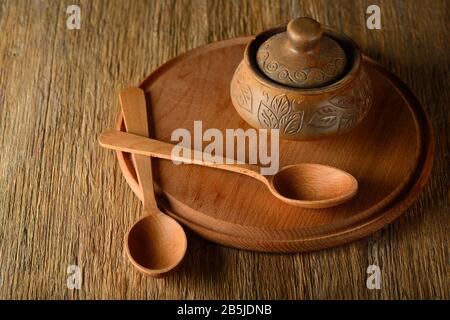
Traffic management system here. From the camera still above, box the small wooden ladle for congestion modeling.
[99,130,358,209]
[119,88,186,277]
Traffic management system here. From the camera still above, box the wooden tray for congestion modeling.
[115,37,433,253]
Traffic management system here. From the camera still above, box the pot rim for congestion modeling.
[244,25,362,95]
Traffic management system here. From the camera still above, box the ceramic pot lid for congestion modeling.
[256,17,348,88]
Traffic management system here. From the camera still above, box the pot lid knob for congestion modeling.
[256,17,348,88]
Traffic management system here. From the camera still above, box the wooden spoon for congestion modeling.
[119,87,186,277]
[99,130,358,209]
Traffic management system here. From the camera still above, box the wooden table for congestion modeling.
[0,0,447,299]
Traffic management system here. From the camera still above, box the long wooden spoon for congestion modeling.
[119,87,186,277]
[99,130,358,209]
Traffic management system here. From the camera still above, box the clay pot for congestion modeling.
[230,17,373,140]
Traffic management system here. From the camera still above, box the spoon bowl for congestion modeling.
[268,163,358,208]
[125,212,187,277]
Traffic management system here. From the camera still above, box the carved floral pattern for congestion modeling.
[231,63,253,113]
[255,69,372,136]
[257,93,304,135]
[231,61,373,138]
[308,68,372,132]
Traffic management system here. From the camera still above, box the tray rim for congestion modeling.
[113,37,434,252]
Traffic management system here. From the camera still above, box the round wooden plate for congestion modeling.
[115,37,433,252]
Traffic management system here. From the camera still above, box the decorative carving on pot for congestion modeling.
[230,17,374,140]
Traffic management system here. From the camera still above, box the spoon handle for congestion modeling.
[99,130,264,182]
[119,87,158,211]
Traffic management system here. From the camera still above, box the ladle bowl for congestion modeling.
[125,211,187,277]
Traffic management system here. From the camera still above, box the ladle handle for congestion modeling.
[119,87,158,211]
[99,130,264,181]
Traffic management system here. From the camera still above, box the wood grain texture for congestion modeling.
[0,0,447,299]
